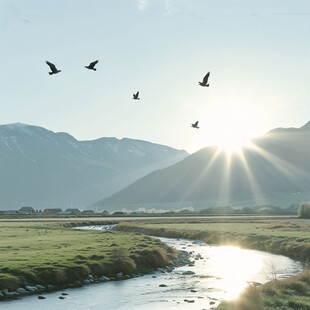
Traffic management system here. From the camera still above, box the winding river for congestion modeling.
[2,226,303,310]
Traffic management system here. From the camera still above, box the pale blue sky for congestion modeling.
[1,0,310,152]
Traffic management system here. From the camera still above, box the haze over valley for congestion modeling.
[0,123,187,209]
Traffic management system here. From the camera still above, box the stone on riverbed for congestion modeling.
[36,285,46,291]
[99,276,110,281]
[16,288,28,295]
[182,271,195,275]
[83,279,91,285]
[159,284,168,287]
[26,285,38,292]
[116,272,123,278]
[5,292,20,298]
[47,285,56,291]
[38,295,46,300]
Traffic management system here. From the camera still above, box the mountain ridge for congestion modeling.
[0,123,188,210]
[94,121,310,211]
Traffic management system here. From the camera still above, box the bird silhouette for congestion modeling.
[199,72,210,87]
[191,121,199,129]
[46,61,61,75]
[133,91,140,100]
[85,60,99,71]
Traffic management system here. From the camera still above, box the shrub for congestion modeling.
[0,275,21,290]
[298,202,310,218]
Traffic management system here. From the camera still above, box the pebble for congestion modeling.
[182,271,195,275]
[36,285,46,291]
[38,295,46,300]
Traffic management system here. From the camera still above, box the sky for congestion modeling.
[1,0,310,153]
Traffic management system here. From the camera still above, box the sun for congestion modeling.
[217,135,253,154]
[189,96,265,153]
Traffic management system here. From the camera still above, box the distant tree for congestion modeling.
[298,202,310,218]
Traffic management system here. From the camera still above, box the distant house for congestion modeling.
[64,208,81,215]
[81,210,95,215]
[18,206,35,214]
[5,210,19,215]
[43,208,63,215]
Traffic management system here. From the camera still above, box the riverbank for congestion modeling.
[0,222,186,300]
[115,219,310,263]
[217,270,310,310]
[115,218,310,309]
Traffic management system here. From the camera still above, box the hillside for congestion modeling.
[0,123,188,209]
[94,121,310,211]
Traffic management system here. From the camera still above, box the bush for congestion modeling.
[298,202,310,218]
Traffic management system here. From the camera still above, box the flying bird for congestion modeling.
[46,61,61,75]
[199,72,210,87]
[133,91,140,100]
[85,60,99,71]
[191,121,199,129]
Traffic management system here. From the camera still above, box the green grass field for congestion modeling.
[0,221,177,290]
[116,218,310,261]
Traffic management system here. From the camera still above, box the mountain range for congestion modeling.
[0,123,188,210]
[94,121,310,211]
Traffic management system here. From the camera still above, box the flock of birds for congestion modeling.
[45,60,211,130]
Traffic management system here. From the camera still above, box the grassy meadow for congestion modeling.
[116,218,310,262]
[0,221,177,291]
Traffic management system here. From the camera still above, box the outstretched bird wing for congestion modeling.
[46,61,57,72]
[202,72,210,84]
[136,91,139,97]
[194,121,199,127]
[89,60,99,68]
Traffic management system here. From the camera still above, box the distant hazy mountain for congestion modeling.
[95,121,310,211]
[0,123,188,210]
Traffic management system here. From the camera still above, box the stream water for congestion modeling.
[1,226,303,310]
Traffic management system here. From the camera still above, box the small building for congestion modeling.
[5,210,19,215]
[18,206,35,214]
[81,210,95,215]
[43,208,63,215]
